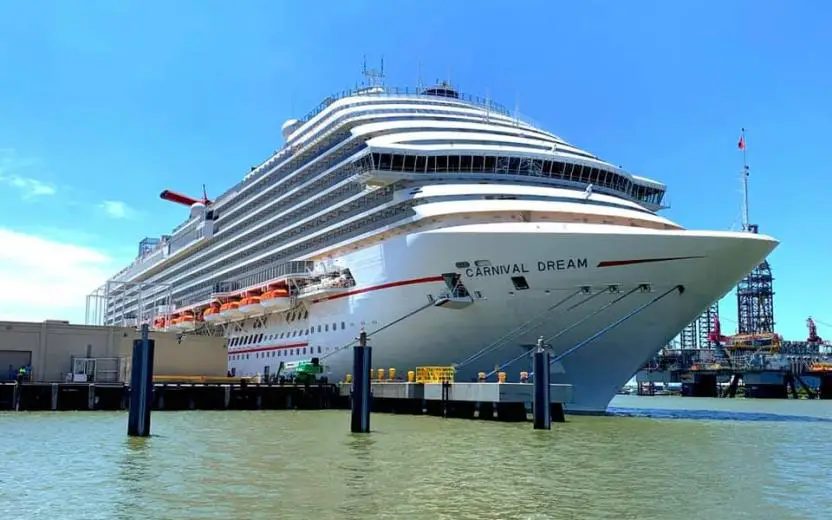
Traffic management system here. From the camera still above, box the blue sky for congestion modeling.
[0,0,828,339]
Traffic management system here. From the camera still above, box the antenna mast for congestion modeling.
[361,55,385,88]
[738,128,751,232]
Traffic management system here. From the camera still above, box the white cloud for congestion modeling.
[0,149,56,199]
[1,174,57,197]
[0,228,117,323]
[98,200,134,219]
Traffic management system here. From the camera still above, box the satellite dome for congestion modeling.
[190,201,206,219]
[281,119,300,140]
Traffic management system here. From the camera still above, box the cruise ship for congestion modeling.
[87,74,778,413]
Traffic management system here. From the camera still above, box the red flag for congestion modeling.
[737,134,745,150]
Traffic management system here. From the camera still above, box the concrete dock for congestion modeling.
[1,380,573,423]
[0,381,342,412]
[337,381,572,421]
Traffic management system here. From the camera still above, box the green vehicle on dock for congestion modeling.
[281,358,327,384]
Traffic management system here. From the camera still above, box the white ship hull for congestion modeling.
[228,222,777,413]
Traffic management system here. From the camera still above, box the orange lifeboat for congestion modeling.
[219,300,244,320]
[203,302,223,323]
[179,311,196,331]
[167,313,183,331]
[153,316,166,329]
[260,288,291,313]
[239,295,264,316]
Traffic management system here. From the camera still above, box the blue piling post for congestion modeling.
[532,337,551,430]
[350,330,372,433]
[128,324,155,437]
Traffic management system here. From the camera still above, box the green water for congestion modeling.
[1,396,831,520]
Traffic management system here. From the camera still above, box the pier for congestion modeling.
[0,379,571,423]
[0,381,342,412]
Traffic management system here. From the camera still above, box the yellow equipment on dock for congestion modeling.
[414,366,455,384]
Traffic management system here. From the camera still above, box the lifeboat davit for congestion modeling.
[219,301,244,320]
[203,303,224,324]
[239,295,264,316]
[260,288,292,313]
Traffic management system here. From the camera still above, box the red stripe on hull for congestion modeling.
[597,256,705,268]
[312,275,445,303]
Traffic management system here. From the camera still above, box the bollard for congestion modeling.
[350,330,372,433]
[377,368,385,381]
[389,368,396,381]
[532,337,551,430]
[128,324,155,437]
[407,370,415,383]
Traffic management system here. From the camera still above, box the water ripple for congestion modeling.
[1,398,830,520]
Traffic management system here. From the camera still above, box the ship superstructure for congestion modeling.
[86,72,777,413]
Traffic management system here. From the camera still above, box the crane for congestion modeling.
[807,317,823,344]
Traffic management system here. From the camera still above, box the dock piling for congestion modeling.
[51,383,58,411]
[532,337,551,430]
[350,330,372,433]
[128,324,155,437]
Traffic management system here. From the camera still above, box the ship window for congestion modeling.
[448,155,460,171]
[511,276,530,291]
[317,325,321,333]
[460,155,472,172]
[304,310,308,319]
[325,324,329,332]
[436,155,448,172]
[303,348,307,354]
[378,153,392,169]
[455,261,470,268]
[317,346,321,354]
[391,154,404,171]
[341,322,345,330]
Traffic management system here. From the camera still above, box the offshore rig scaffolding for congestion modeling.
[634,130,832,398]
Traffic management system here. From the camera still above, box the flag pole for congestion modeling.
[739,128,751,232]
